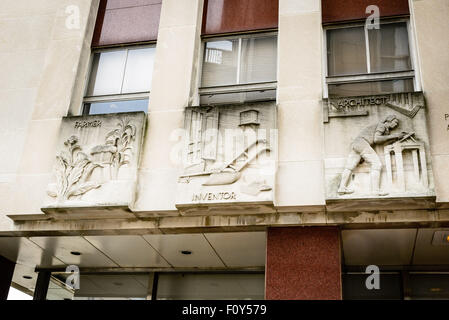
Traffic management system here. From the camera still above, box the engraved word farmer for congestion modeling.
[338,115,408,196]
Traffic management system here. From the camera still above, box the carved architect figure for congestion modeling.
[338,115,409,196]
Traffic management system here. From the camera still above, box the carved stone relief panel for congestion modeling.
[43,112,146,212]
[176,102,277,212]
[323,92,434,200]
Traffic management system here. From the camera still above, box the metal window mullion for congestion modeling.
[198,42,206,89]
[323,29,329,98]
[364,26,371,74]
[120,48,130,94]
[199,82,277,95]
[236,38,242,84]
[83,92,150,103]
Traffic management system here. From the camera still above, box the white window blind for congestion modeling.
[201,35,277,87]
[87,47,156,96]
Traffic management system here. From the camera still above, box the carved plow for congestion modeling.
[180,139,271,186]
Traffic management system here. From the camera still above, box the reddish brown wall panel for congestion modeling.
[202,0,278,35]
[266,227,342,300]
[322,0,409,24]
[92,0,162,47]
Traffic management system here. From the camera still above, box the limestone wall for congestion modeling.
[0,0,99,219]
[411,0,449,203]
[1,0,449,232]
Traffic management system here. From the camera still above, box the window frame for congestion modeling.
[198,31,278,104]
[322,17,421,98]
[81,43,156,115]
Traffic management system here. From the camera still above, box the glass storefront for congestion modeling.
[343,272,449,300]
[157,273,265,300]
[45,268,449,300]
[46,272,265,300]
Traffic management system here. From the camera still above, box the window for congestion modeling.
[46,272,264,300]
[343,272,402,300]
[156,273,265,300]
[325,20,417,97]
[83,45,156,115]
[408,273,449,300]
[199,33,277,105]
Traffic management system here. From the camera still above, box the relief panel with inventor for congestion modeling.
[176,101,277,214]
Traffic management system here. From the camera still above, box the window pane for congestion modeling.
[86,99,149,115]
[328,79,414,97]
[74,274,149,300]
[327,27,367,76]
[409,274,449,300]
[48,273,150,300]
[87,51,127,96]
[201,40,239,87]
[157,273,265,300]
[240,36,277,83]
[369,22,411,73]
[122,47,156,94]
[343,273,402,300]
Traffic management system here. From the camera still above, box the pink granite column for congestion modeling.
[265,227,342,300]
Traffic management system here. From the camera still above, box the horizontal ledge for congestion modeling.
[201,29,278,40]
[175,201,274,208]
[326,195,437,212]
[40,205,138,220]
[326,71,414,84]
[7,214,51,222]
[7,198,447,223]
[3,210,449,237]
[83,92,150,103]
[199,82,277,95]
[344,265,449,272]
[275,205,325,213]
[36,266,265,273]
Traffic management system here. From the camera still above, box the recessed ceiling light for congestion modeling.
[70,251,82,256]
[181,250,192,255]
[22,275,32,280]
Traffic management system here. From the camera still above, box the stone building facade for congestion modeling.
[0,0,448,300]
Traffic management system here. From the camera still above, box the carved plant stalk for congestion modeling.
[105,118,136,180]
[48,136,103,201]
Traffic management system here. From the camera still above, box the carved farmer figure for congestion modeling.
[338,115,408,196]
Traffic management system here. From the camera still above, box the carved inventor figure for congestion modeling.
[338,115,408,196]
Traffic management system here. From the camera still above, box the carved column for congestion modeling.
[384,140,429,193]
[384,145,394,188]
[394,144,406,192]
[419,144,429,188]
